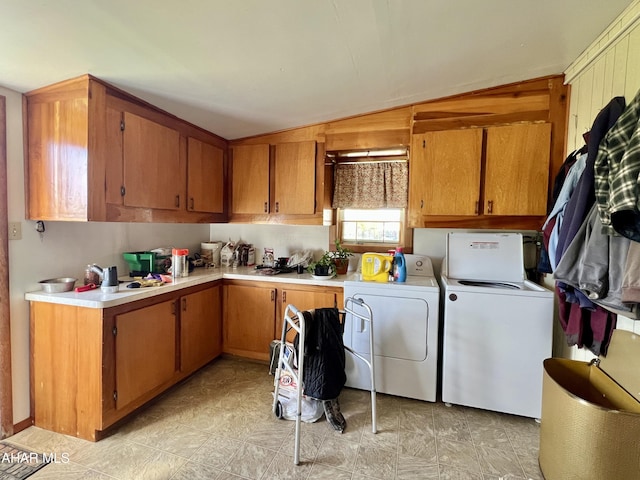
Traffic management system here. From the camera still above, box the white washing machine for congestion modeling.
[441,232,554,418]
[343,254,440,402]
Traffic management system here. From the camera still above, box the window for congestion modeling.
[340,208,403,245]
[330,149,408,252]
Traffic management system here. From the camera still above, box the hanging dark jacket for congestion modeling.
[294,308,346,400]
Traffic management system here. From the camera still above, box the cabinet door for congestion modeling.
[105,107,124,205]
[223,284,276,360]
[409,129,482,222]
[181,285,222,374]
[122,112,182,210]
[484,123,551,216]
[26,93,90,220]
[277,288,337,343]
[231,144,270,214]
[114,300,177,410]
[273,141,316,214]
[187,137,224,213]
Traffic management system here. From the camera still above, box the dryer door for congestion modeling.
[346,292,428,362]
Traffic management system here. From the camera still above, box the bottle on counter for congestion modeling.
[393,247,407,282]
[387,249,396,282]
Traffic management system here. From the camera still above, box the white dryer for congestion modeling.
[343,255,440,402]
[441,232,554,418]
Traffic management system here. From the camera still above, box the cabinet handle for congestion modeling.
[271,290,275,302]
[175,195,180,208]
[189,198,194,210]
[182,298,187,312]
[275,202,279,213]
[420,200,424,209]
[264,202,268,213]
[475,201,479,214]
[487,200,493,214]
[282,291,286,303]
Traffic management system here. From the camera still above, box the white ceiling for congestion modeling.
[0,1,633,140]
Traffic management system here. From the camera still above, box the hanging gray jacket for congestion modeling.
[554,204,637,318]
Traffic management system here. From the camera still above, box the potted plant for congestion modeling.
[329,240,353,275]
[307,251,335,277]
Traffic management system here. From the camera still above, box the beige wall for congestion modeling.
[557,0,640,360]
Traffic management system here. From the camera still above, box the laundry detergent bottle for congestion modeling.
[393,247,407,282]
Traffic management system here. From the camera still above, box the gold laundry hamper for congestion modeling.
[539,329,640,480]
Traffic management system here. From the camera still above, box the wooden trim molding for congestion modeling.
[12,417,32,435]
[0,95,13,439]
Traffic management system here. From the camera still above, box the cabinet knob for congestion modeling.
[487,200,494,214]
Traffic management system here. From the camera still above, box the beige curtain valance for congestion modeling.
[332,161,408,209]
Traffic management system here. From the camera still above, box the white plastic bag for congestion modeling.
[220,240,236,267]
[275,371,323,423]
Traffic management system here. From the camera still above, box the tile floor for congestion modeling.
[7,357,544,479]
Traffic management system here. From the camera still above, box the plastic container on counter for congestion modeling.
[172,248,189,278]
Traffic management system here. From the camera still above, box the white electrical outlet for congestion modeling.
[8,222,22,240]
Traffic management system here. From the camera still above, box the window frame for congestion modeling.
[336,207,411,254]
[329,149,412,254]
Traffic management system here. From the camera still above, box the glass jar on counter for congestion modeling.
[84,264,100,285]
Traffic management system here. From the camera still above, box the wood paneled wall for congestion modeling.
[565,0,640,153]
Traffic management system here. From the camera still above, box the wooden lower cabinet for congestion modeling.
[180,285,222,374]
[30,282,221,441]
[223,280,343,361]
[114,300,178,410]
[275,287,341,343]
[222,283,276,361]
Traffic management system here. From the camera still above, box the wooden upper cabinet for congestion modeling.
[274,140,316,215]
[231,144,270,214]
[409,129,483,223]
[187,137,224,213]
[408,122,552,228]
[25,79,94,221]
[122,112,182,210]
[230,140,318,218]
[24,74,228,223]
[484,123,551,216]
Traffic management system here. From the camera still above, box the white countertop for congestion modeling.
[25,266,359,309]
